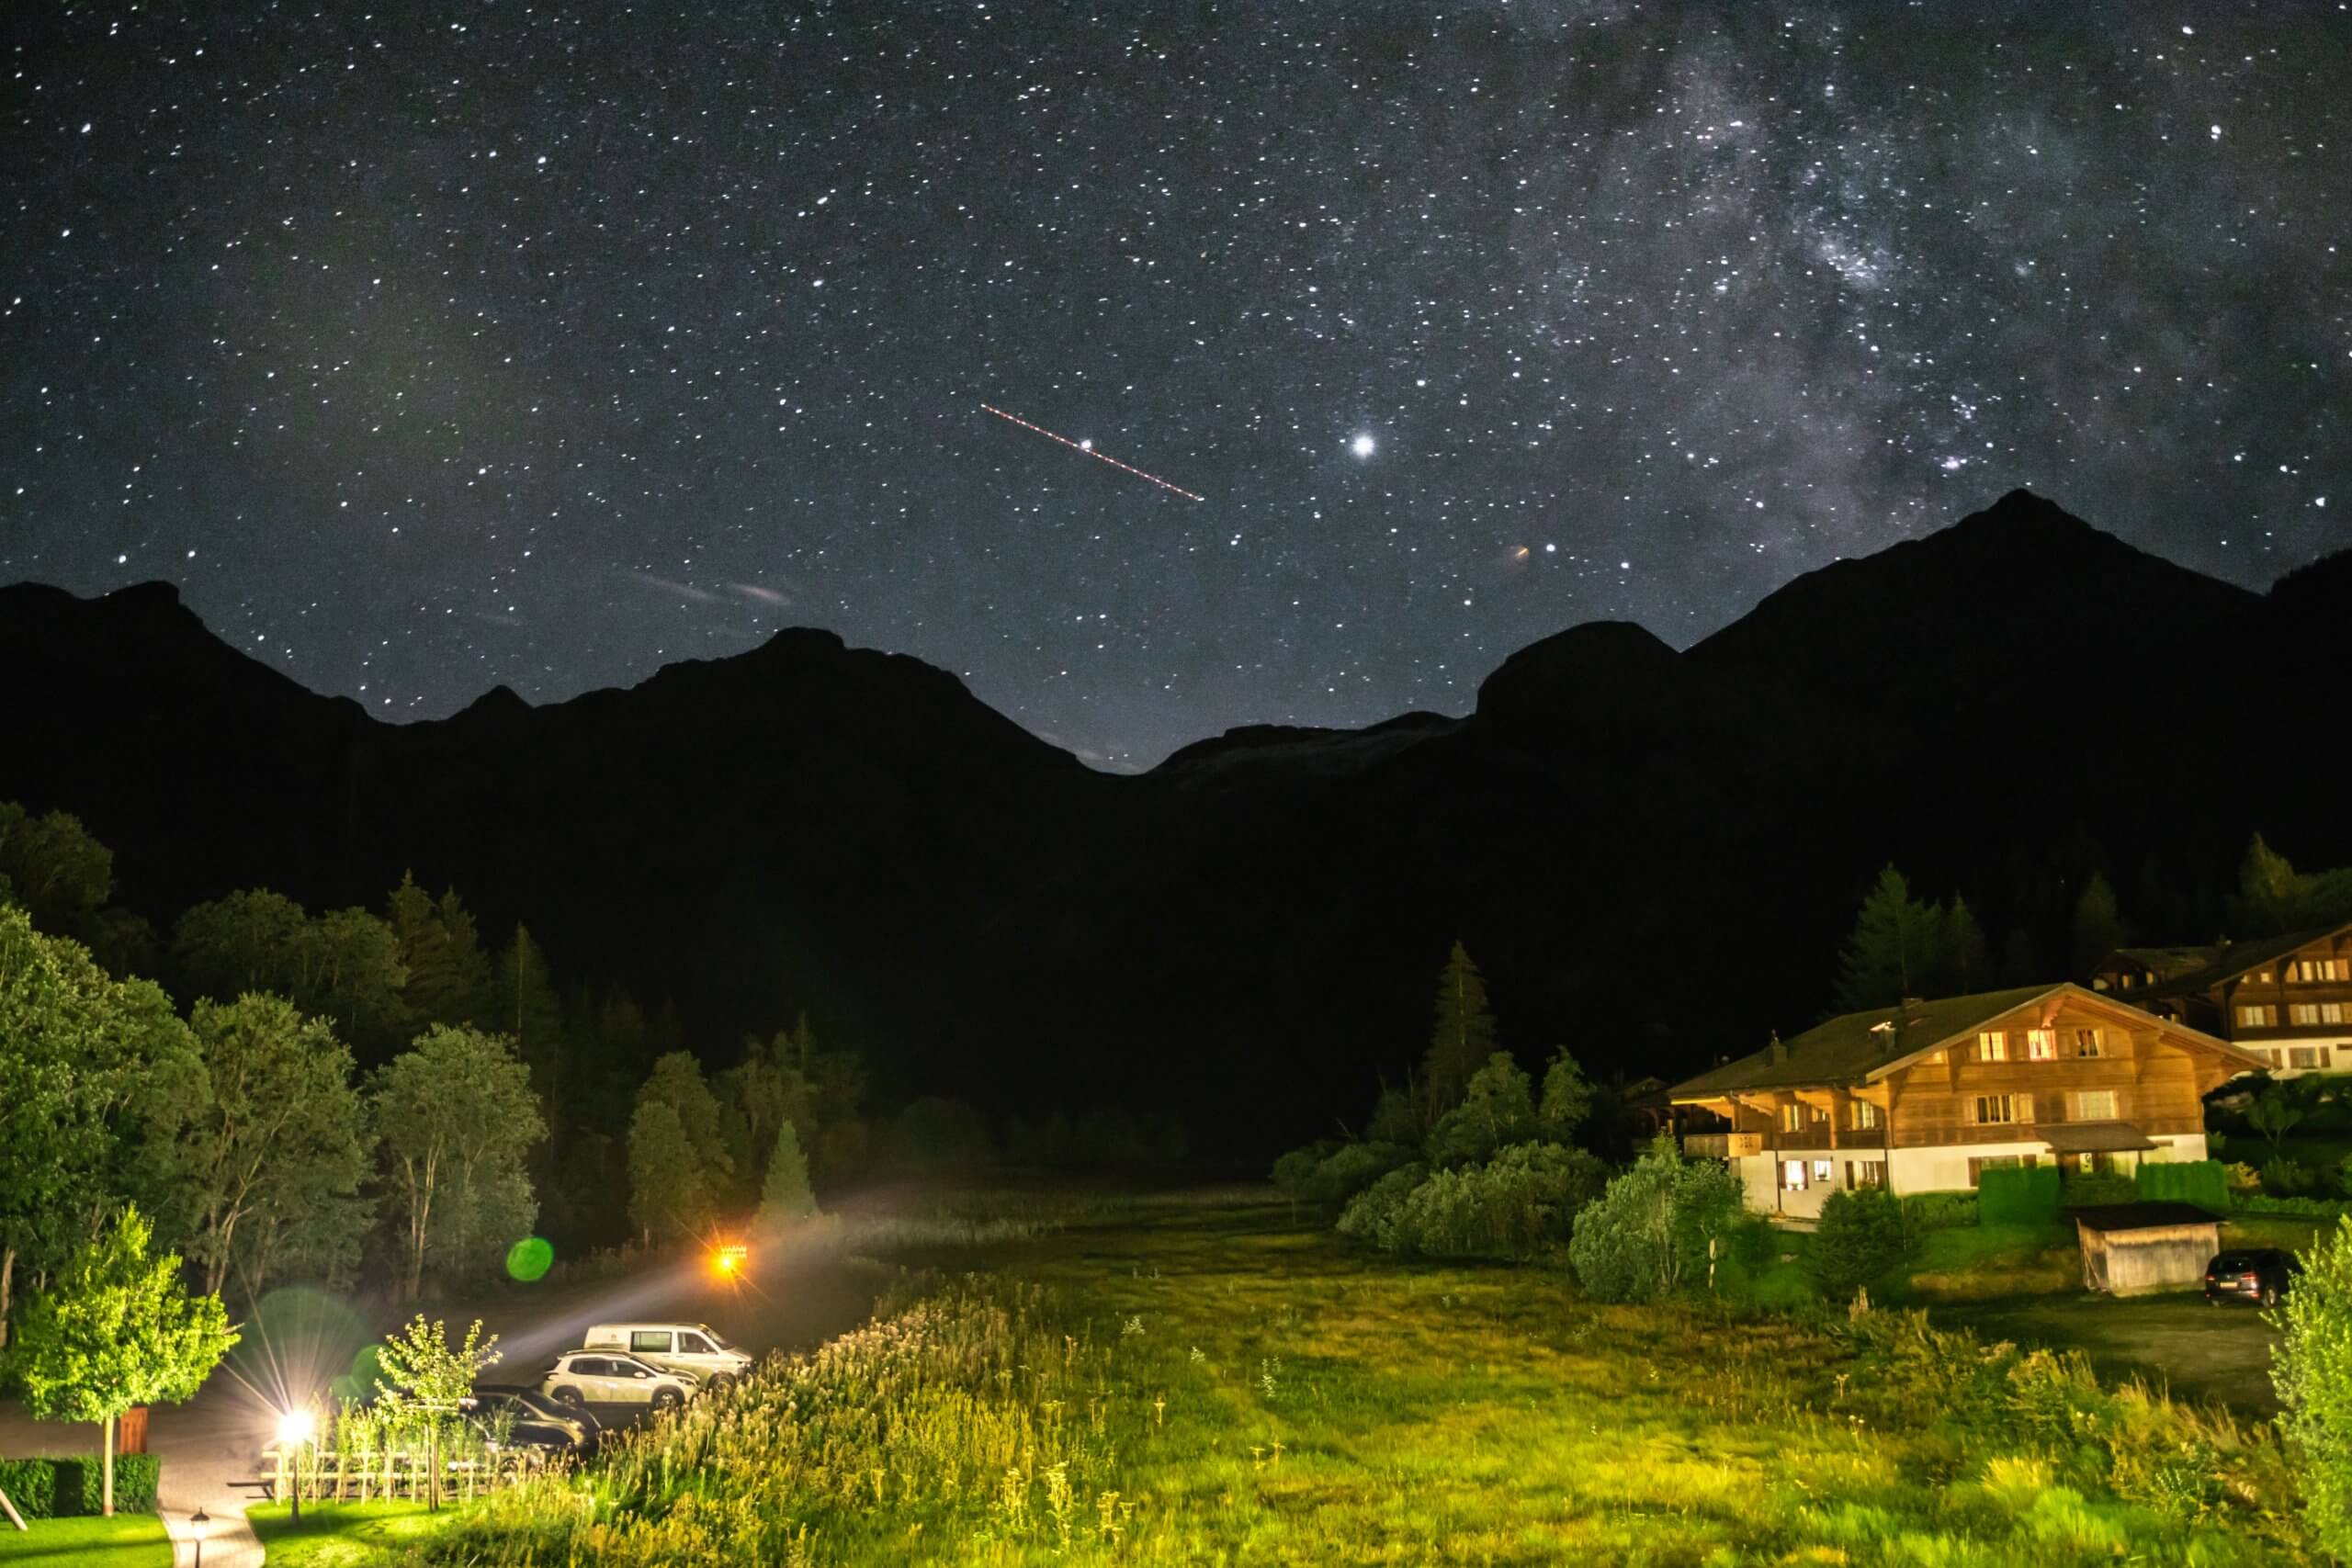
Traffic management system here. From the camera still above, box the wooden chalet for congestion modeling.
[2091,919,2352,1077]
[1668,983,2267,1219]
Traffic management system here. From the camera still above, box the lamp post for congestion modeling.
[189,1507,209,1568]
[277,1409,315,1525]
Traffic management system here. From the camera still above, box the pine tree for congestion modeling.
[383,874,492,1029]
[755,1122,818,1230]
[2233,832,2302,935]
[1831,865,1939,1012]
[1939,897,1990,993]
[626,1100,702,1245]
[492,924,568,1144]
[1423,941,1498,1121]
[2070,871,2130,976]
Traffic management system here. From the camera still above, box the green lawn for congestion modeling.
[373,1198,2312,1564]
[248,1500,461,1565]
[0,1512,173,1566]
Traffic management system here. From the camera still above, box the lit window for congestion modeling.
[2295,959,2346,983]
[2073,1089,2119,1121]
[2025,1030,2056,1061]
[2290,1003,2347,1026]
[2074,1029,2102,1058]
[1781,1104,1804,1133]
[1811,1158,1835,1184]
[1781,1160,1808,1190]
[1976,1094,2016,1124]
[2238,1004,2278,1029]
[2290,1046,2327,1070]
[1857,1159,1886,1188]
[1978,1031,2008,1062]
[1849,1100,1881,1130]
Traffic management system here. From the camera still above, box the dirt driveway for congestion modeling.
[1938,1291,2282,1416]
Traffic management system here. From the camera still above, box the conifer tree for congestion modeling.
[1939,896,1990,993]
[492,924,568,1144]
[1422,942,1499,1122]
[2233,832,2301,935]
[626,1100,702,1245]
[2070,871,2130,976]
[755,1122,817,1229]
[384,874,492,1028]
[1831,865,1939,1012]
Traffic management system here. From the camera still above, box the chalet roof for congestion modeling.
[2103,945,2222,979]
[2069,1202,2222,1234]
[1666,982,2267,1102]
[2144,919,2352,1000]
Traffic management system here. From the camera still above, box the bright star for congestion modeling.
[1350,434,1376,458]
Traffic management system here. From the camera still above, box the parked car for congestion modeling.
[467,1386,597,1452]
[539,1352,699,1411]
[2204,1247,2301,1306]
[582,1323,753,1388]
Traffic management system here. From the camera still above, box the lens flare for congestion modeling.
[506,1235,556,1282]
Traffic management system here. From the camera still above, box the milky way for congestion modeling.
[3,4,2345,767]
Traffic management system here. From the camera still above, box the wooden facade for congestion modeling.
[1668,984,2265,1214]
[2092,920,2352,1077]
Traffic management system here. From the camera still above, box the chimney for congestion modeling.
[1768,1032,1789,1065]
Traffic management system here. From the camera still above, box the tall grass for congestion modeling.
[388,1201,2312,1565]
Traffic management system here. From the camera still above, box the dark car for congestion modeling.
[467,1385,598,1453]
[2204,1247,2301,1307]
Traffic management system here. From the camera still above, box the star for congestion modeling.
[1350,434,1377,459]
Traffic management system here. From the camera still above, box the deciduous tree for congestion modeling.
[1537,1047,1595,1144]
[370,1025,544,1298]
[1425,1052,1536,1168]
[7,1206,235,1515]
[626,1100,702,1245]
[2274,1213,2352,1556]
[171,888,310,1005]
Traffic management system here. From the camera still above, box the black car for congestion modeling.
[2204,1247,2301,1307]
[467,1385,599,1452]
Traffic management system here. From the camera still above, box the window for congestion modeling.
[1977,1031,2008,1062]
[2072,1089,2119,1121]
[680,1333,716,1355]
[2118,973,2134,989]
[1849,1100,1881,1130]
[1976,1094,2016,1124]
[1781,1104,1805,1133]
[1781,1160,1808,1190]
[2025,1029,2056,1061]
[2074,1028,2103,1058]
[2238,1004,2278,1029]
[1847,1158,1886,1189]
[1811,1158,1835,1184]
[2291,1046,2329,1070]
[2252,969,2275,985]
[1968,1154,2030,1187]
[2295,959,2346,983]
[2290,1002,2347,1025]
[629,1331,672,1353]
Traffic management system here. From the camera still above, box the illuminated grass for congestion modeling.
[248,1500,466,1565]
[0,1511,173,1565]
[390,1200,2309,1564]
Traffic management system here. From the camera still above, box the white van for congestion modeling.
[582,1323,753,1387]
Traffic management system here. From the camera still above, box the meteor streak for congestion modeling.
[980,403,1203,501]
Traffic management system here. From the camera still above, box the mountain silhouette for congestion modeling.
[6,489,2346,1150]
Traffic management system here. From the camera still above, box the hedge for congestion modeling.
[1977,1164,2061,1224]
[2136,1158,2228,1213]
[2233,1193,2352,1219]
[0,1454,161,1517]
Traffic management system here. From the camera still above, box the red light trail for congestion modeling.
[979,403,1204,502]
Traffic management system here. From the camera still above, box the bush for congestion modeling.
[1306,1141,1416,1203]
[1568,1134,1747,1303]
[1374,1143,1607,1260]
[2274,1213,2352,1556]
[0,1454,160,1517]
[2233,1193,2352,1218]
[1423,1053,1537,1168]
[1977,1165,2061,1224]
[2135,1158,2228,1213]
[2223,1160,2264,1195]
[1814,1187,1910,1299]
[1335,1164,1426,1248]
[1270,1142,1333,1197]
[1900,1192,1978,1232]
[2263,1156,2318,1198]
[0,1457,57,1518]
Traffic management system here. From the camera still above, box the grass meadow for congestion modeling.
[0,1510,174,1565]
[313,1194,2324,1567]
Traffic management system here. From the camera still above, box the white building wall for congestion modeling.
[1888,1131,2210,1194]
[2238,1036,2352,1078]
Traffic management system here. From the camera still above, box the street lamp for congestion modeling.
[189,1507,209,1568]
[277,1409,315,1525]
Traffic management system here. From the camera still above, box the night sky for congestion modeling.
[5,5,2346,769]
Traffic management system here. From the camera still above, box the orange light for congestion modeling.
[713,1243,749,1277]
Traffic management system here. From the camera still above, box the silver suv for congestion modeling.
[539,1352,698,1411]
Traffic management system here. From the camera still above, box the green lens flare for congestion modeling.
[505,1236,555,1282]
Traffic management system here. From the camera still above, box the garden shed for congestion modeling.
[2072,1202,2222,1296]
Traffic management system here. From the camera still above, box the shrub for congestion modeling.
[1900,1192,1978,1232]
[1977,1164,2060,1224]
[2273,1214,2352,1556]
[1306,1141,1415,1203]
[1568,1134,1747,1303]
[49,1453,160,1515]
[1423,1053,1537,1168]
[2135,1159,2228,1213]
[2263,1156,2318,1198]
[1270,1142,1333,1197]
[2223,1160,2264,1195]
[2234,1193,2352,1218]
[1814,1186,1910,1299]
[1335,1164,1426,1248]
[1375,1143,1606,1260]
[0,1457,57,1519]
